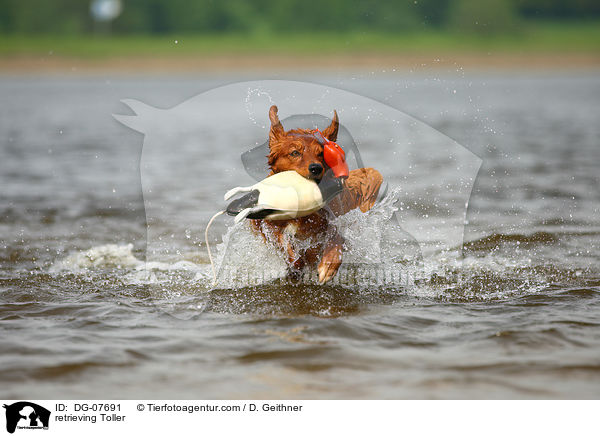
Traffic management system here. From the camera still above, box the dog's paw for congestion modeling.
[318,244,343,284]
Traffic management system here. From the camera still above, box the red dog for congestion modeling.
[251,105,383,283]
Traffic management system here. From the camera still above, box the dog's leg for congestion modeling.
[277,224,307,282]
[354,167,384,212]
[318,230,344,284]
[286,255,306,282]
[328,168,383,216]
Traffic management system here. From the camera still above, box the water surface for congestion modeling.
[1,73,599,398]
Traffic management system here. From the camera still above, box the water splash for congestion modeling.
[49,184,577,312]
[244,87,275,129]
[49,243,142,272]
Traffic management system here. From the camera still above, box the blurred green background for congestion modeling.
[0,0,598,59]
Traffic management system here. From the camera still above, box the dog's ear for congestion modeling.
[322,110,339,142]
[269,105,284,146]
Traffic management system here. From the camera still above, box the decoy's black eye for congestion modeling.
[290,150,301,157]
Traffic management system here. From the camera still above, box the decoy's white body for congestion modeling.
[224,171,326,222]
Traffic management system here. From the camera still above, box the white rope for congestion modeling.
[204,210,225,287]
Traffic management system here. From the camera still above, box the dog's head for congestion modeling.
[267,105,339,181]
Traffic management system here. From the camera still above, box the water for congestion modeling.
[1,73,599,399]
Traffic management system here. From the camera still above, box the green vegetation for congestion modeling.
[1,0,599,35]
[0,22,598,58]
[0,0,598,59]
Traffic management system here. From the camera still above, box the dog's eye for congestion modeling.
[290,150,301,158]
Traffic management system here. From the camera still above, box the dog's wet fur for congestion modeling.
[251,105,383,284]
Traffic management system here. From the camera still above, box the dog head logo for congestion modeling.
[3,402,50,434]
[114,80,481,290]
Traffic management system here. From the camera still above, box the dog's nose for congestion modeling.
[308,163,323,176]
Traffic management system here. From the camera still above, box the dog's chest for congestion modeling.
[284,214,328,239]
[283,222,299,236]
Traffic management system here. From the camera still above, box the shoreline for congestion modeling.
[1,52,599,75]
